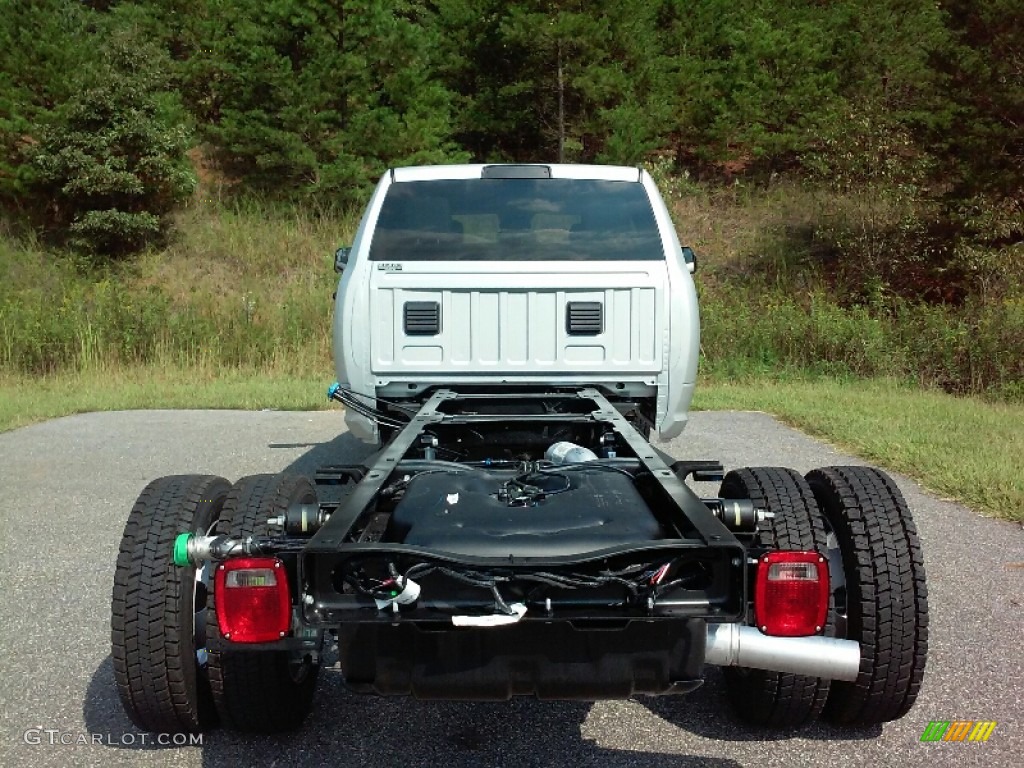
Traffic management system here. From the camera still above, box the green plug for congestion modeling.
[173,532,193,567]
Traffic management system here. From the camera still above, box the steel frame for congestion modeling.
[290,387,747,627]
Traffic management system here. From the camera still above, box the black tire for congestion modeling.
[806,466,928,725]
[719,467,832,727]
[111,474,231,733]
[208,474,321,732]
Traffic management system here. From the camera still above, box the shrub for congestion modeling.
[26,32,194,257]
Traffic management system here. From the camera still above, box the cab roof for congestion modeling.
[390,164,642,183]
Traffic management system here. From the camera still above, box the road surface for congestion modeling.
[0,410,1020,767]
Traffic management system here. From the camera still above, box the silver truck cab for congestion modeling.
[333,163,699,444]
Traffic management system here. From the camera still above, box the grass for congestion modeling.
[0,201,348,375]
[1,367,1020,523]
[693,377,1023,523]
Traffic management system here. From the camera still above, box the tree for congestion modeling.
[663,0,846,174]
[938,0,1023,201]
[435,0,676,164]
[590,1,678,164]
[26,30,195,255]
[0,0,93,212]
[190,0,465,205]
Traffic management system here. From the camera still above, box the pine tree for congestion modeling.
[939,0,1023,200]
[435,0,676,164]
[26,29,195,255]
[664,0,846,173]
[192,0,464,205]
[0,0,93,211]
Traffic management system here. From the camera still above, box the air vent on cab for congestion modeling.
[404,301,441,336]
[566,301,603,336]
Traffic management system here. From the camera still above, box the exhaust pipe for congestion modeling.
[705,623,861,681]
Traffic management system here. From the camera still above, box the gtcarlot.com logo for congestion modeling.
[920,720,997,743]
[23,728,203,747]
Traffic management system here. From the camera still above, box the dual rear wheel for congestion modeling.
[719,466,929,728]
[111,473,321,734]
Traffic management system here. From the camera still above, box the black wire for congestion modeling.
[436,567,496,588]
[536,462,638,480]
[389,563,514,616]
[398,459,486,472]
[653,570,706,596]
[516,572,612,589]
[501,468,573,506]
[405,562,435,580]
[434,445,465,459]
[601,562,650,577]
[515,573,579,589]
[380,468,471,499]
[331,389,411,428]
[376,558,687,614]
[337,394,407,427]
[341,573,394,599]
[490,585,515,615]
[333,392,408,429]
[332,384,419,416]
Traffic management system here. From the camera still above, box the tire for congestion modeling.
[806,466,928,725]
[208,474,321,732]
[111,474,231,733]
[719,467,832,727]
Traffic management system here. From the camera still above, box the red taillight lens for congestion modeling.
[754,551,829,637]
[214,557,291,643]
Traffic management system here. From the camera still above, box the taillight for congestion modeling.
[754,551,829,637]
[215,557,291,643]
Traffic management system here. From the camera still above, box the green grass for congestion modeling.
[0,202,348,376]
[693,377,1023,522]
[1,368,1020,523]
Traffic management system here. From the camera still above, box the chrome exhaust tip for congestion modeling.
[705,623,861,681]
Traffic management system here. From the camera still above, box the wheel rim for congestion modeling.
[192,522,218,669]
[823,520,848,639]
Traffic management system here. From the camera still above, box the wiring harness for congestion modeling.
[327,382,417,431]
[340,557,707,615]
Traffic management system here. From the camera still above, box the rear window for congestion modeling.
[369,179,664,261]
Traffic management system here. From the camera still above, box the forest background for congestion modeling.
[1,1,1021,516]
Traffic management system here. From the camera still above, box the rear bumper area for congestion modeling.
[339,618,706,699]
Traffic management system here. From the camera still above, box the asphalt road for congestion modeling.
[0,409,1021,768]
